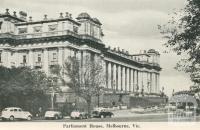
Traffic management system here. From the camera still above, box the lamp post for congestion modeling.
[50,76,57,110]
[51,87,55,109]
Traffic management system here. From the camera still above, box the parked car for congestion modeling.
[44,110,63,120]
[70,110,89,119]
[1,107,32,121]
[91,110,114,118]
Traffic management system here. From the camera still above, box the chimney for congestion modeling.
[117,47,120,52]
[65,12,69,17]
[5,8,10,15]
[44,14,47,20]
[13,11,17,17]
[19,11,27,20]
[29,16,32,22]
[69,13,72,18]
[59,12,63,18]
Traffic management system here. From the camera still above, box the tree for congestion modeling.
[0,66,51,115]
[159,0,200,81]
[63,56,105,114]
[48,65,62,109]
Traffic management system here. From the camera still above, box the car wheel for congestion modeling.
[9,116,15,121]
[54,115,58,120]
[2,118,6,121]
[79,115,83,120]
[110,114,113,118]
[27,116,32,121]
[86,115,89,119]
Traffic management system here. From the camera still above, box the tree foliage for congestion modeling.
[63,56,105,113]
[159,0,200,83]
[0,66,51,115]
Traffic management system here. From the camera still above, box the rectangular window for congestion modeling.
[0,52,2,63]
[0,22,2,30]
[23,55,27,63]
[18,28,27,34]
[53,53,57,61]
[38,54,41,62]
[73,26,78,33]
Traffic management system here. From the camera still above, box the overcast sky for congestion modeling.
[0,0,192,96]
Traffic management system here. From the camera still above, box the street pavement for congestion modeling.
[0,109,200,122]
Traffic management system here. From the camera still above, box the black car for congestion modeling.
[91,110,114,118]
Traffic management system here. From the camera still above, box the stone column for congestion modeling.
[108,62,112,89]
[113,64,116,90]
[152,73,155,93]
[6,50,11,68]
[64,47,70,61]
[126,68,130,92]
[143,71,147,92]
[155,73,157,93]
[58,47,64,66]
[105,61,108,89]
[133,70,136,92]
[118,65,121,91]
[141,71,144,90]
[28,49,33,68]
[137,71,141,91]
[155,73,159,93]
[14,52,19,67]
[130,69,134,92]
[157,73,160,93]
[43,48,49,75]
[136,70,139,90]
[122,66,125,91]
[150,73,152,93]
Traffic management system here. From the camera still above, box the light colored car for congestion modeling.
[70,110,89,119]
[1,107,32,121]
[44,110,63,120]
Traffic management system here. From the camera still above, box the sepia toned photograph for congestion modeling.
[0,0,200,129]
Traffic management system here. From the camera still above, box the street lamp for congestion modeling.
[50,87,55,109]
[49,76,58,110]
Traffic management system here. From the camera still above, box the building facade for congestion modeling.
[0,9,162,108]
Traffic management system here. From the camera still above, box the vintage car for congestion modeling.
[91,110,114,118]
[44,110,63,120]
[70,110,89,119]
[1,107,32,121]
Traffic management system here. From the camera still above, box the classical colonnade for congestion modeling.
[105,60,160,93]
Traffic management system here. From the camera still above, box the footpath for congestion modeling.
[112,109,167,118]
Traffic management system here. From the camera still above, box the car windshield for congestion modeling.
[92,111,99,114]
[2,108,8,111]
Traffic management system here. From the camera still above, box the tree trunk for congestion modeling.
[97,94,100,107]
[87,97,92,114]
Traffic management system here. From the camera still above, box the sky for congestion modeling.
[0,0,193,96]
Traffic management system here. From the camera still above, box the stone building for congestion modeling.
[0,9,162,109]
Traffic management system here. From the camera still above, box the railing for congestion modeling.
[34,62,42,67]
[49,60,58,66]
[16,30,80,39]
[0,30,102,43]
[80,34,102,43]
[20,62,27,67]
[16,30,96,41]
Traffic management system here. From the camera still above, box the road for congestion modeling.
[1,114,200,122]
